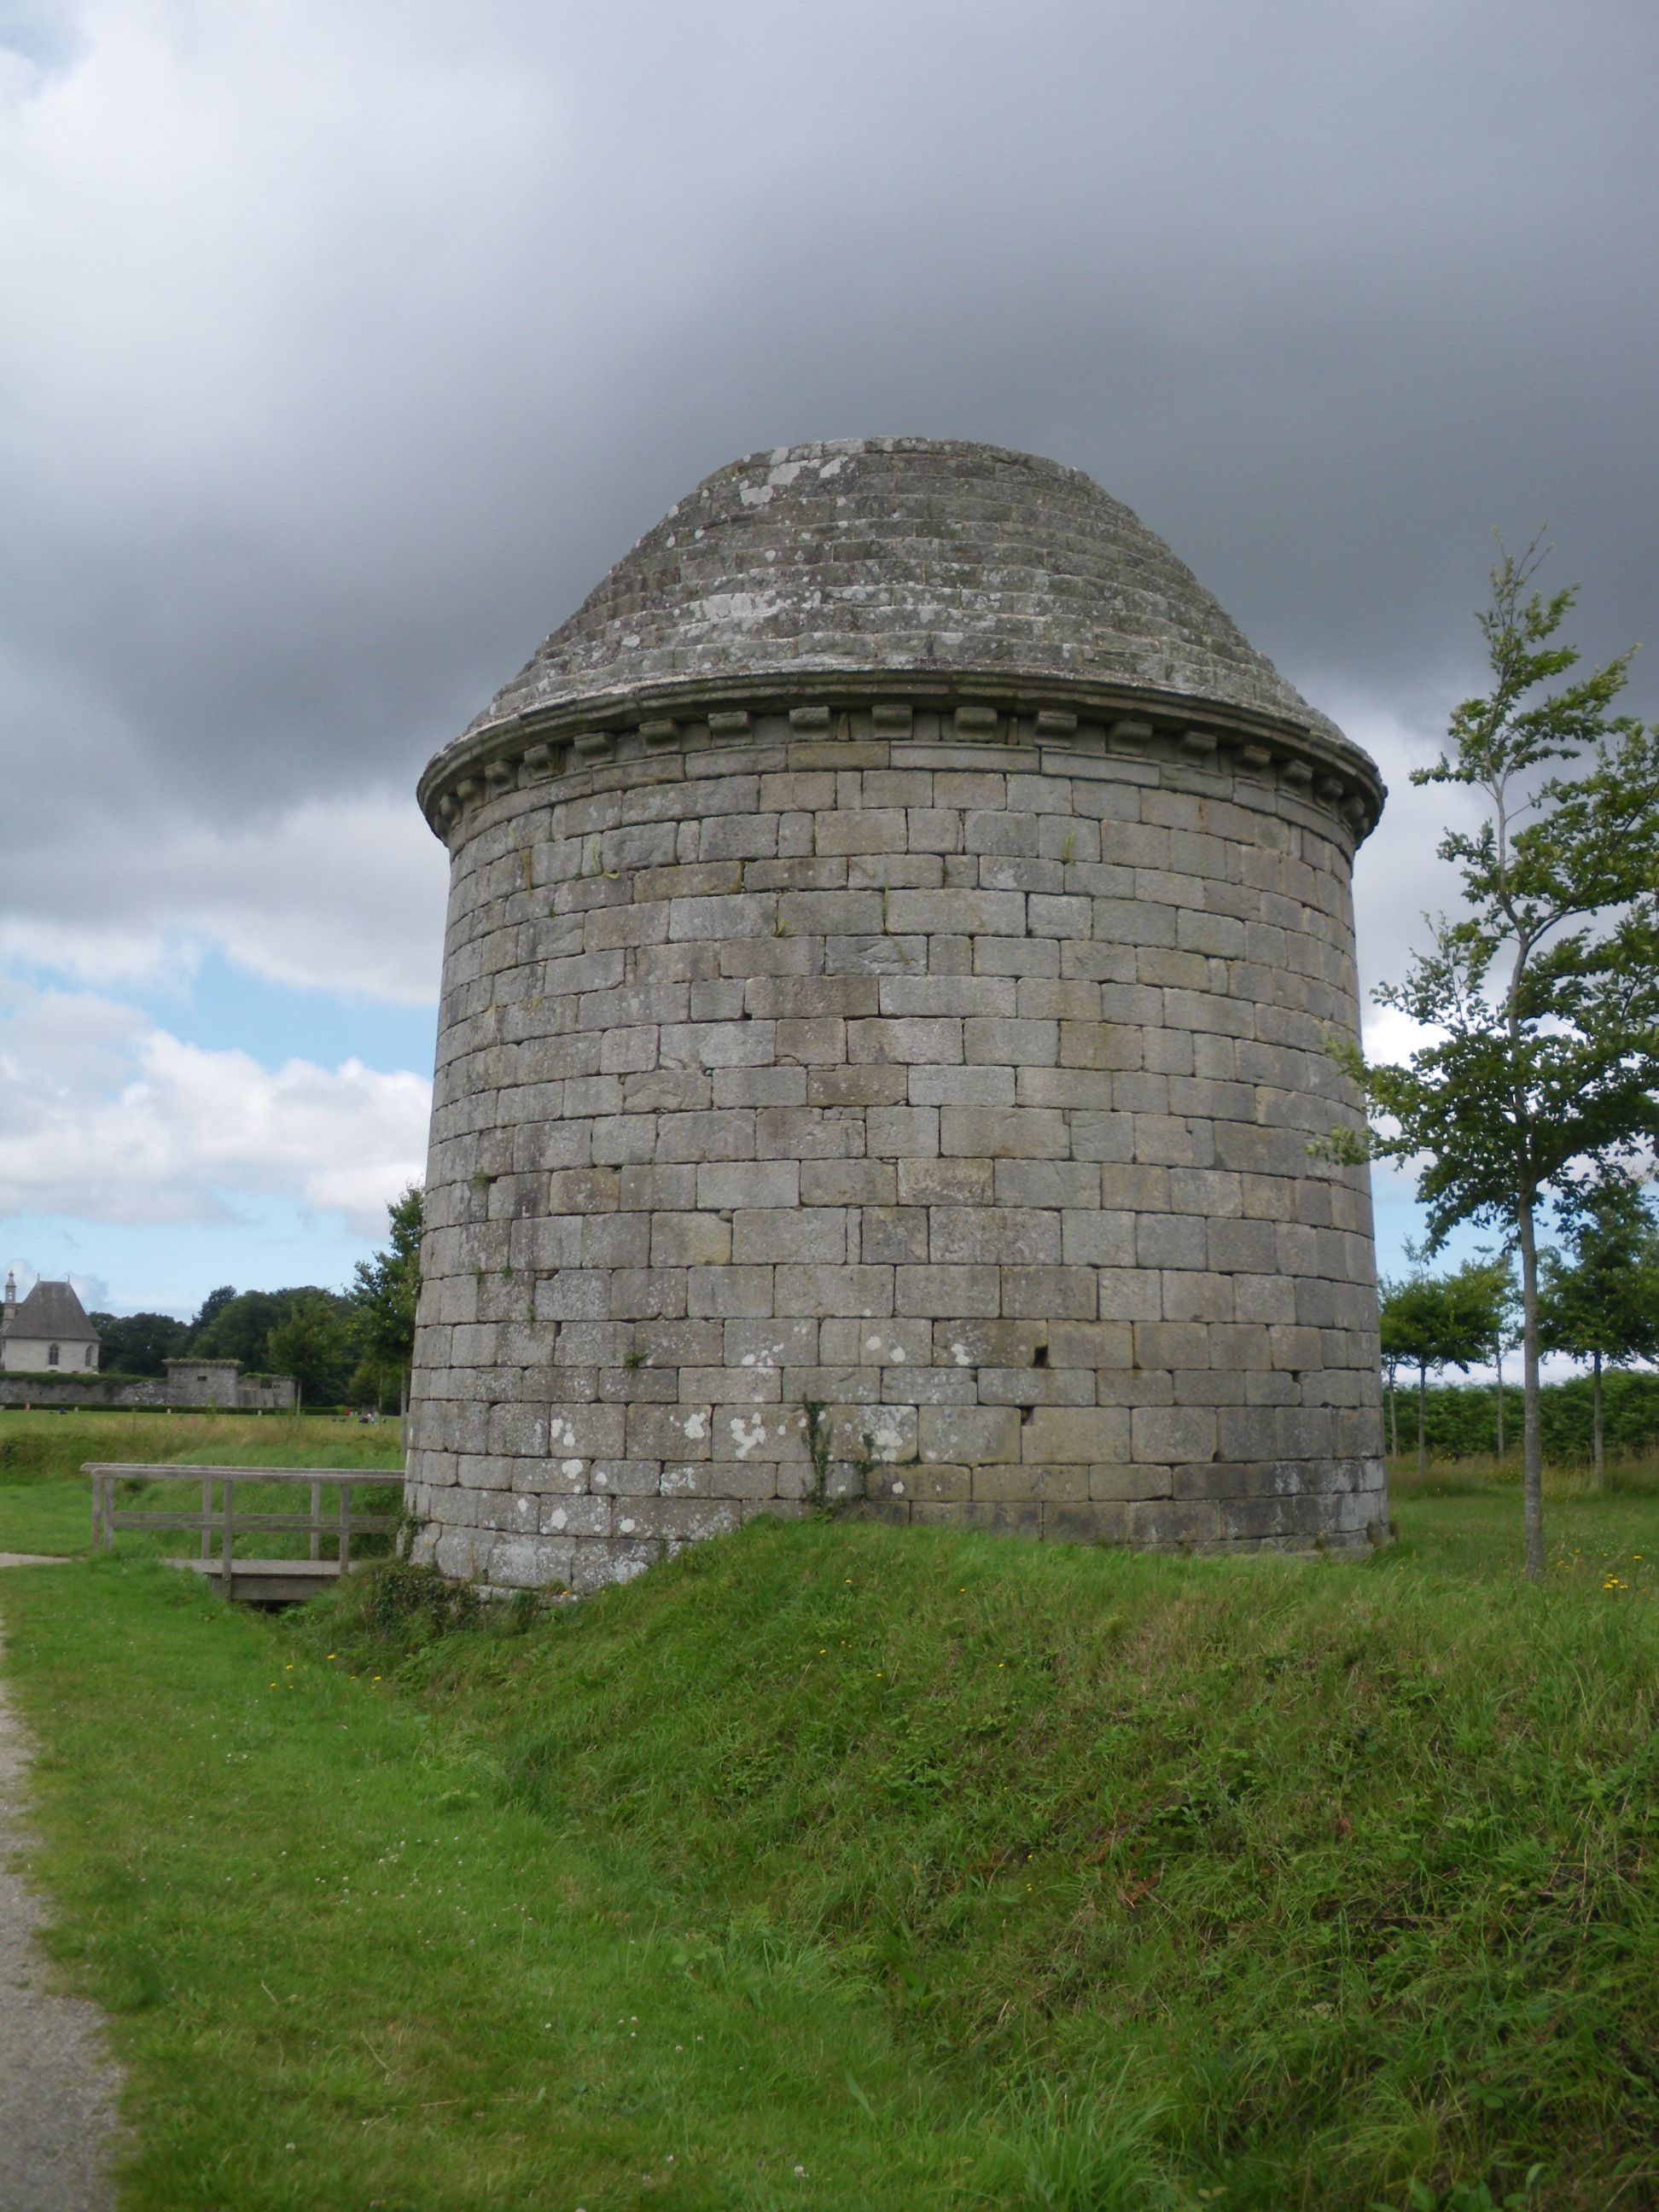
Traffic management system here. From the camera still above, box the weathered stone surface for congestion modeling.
[408,439,1388,1591]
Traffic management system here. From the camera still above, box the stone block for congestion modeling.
[918,1404,1022,1462]
[801,1158,896,1205]
[1045,1500,1133,1545]
[860,1207,930,1263]
[649,1214,731,1267]
[775,1016,847,1064]
[963,1017,1059,1067]
[486,1536,575,1589]
[667,893,776,941]
[940,1106,1068,1158]
[929,1208,1061,1266]
[911,1499,1044,1537]
[897,1158,992,1206]
[885,888,1026,936]
[894,1264,1002,1317]
[1002,1266,1097,1318]
[732,1208,851,1264]
[821,1317,933,1366]
[684,1262,776,1318]
[880,975,1011,1017]
[1132,1404,1218,1462]
[1161,1271,1234,1322]
[1087,1462,1172,1501]
[909,1066,1017,1111]
[865,1106,940,1156]
[1060,1209,1135,1266]
[1022,1405,1129,1463]
[849,1017,963,1064]
[696,1160,799,1209]
[974,1464,1091,1503]
[976,1366,1096,1406]
[808,1065,909,1107]
[1046,1319,1135,1369]
[775,1265,894,1318]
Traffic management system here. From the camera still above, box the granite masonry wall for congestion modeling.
[405,703,1388,1593]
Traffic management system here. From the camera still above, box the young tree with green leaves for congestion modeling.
[1539,1180,1659,1487]
[1379,1259,1510,1476]
[87,1310,190,1377]
[349,1185,423,1435]
[1334,541,1659,1576]
[267,1294,352,1407]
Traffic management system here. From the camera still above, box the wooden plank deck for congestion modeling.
[164,1556,369,1605]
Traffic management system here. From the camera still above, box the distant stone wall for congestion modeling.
[165,1359,242,1409]
[406,707,1388,1593]
[231,1374,297,1412]
[0,1366,295,1412]
[0,1373,168,1410]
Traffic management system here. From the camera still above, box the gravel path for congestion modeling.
[0,1575,124,2211]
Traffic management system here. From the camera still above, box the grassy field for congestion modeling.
[0,1408,404,1557]
[0,1458,1654,2210]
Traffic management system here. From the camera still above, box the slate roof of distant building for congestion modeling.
[3,1280,100,1340]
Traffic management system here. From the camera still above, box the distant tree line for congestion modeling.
[90,1186,423,1412]
[1389,1371,1659,1467]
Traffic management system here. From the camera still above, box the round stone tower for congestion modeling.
[408,438,1388,1592]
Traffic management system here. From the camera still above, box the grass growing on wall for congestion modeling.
[2,1466,1656,2210]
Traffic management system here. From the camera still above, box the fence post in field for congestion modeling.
[220,1476,236,1598]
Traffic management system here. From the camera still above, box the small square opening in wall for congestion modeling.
[1032,1344,1050,1368]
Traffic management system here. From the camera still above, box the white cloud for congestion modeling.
[0,981,429,1232]
[0,789,445,1002]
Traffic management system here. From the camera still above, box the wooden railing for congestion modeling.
[84,1464,401,1594]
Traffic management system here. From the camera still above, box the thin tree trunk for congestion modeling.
[1516,1193,1545,1580]
[1417,1362,1427,1477]
[1592,1351,1604,1489]
[1388,1369,1398,1457]
[399,1362,410,1456]
[1493,1334,1505,1459]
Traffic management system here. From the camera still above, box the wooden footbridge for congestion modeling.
[85,1464,400,1604]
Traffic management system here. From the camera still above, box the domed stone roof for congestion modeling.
[462,437,1343,747]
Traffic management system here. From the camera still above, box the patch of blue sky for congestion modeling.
[0,2,79,72]
[174,950,436,1074]
[1369,1179,1500,1284]
[73,947,436,1077]
[2,1196,381,1319]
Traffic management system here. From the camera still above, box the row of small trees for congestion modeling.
[1380,1179,1659,1481]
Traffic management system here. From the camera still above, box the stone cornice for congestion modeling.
[416,669,1386,847]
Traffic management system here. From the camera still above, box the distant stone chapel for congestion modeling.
[0,1272,102,1373]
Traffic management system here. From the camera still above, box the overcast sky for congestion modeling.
[1,0,1654,1318]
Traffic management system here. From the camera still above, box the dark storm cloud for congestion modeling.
[2,0,1655,958]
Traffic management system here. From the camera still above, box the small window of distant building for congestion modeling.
[48,1343,59,1367]
[85,1345,96,1368]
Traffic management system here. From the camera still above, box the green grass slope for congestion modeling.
[3,1480,1655,2209]
[346,1508,1658,2211]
